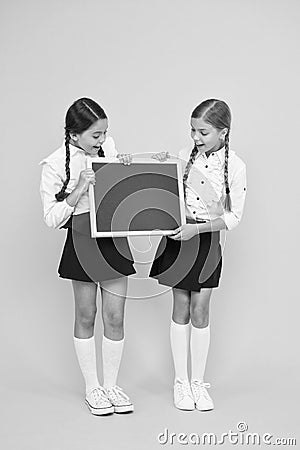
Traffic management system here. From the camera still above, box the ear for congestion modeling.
[220,128,228,140]
[70,132,78,141]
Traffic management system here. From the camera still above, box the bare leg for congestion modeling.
[190,288,212,328]
[72,280,98,338]
[172,287,191,325]
[100,277,127,341]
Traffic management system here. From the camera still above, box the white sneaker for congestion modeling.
[105,385,134,413]
[85,387,114,416]
[191,380,214,411]
[173,378,195,410]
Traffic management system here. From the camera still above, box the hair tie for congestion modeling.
[226,187,230,195]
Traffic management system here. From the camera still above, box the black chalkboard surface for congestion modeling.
[87,158,186,237]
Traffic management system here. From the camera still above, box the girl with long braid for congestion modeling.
[150,99,247,411]
[40,98,135,415]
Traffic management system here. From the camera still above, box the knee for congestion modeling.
[190,304,209,328]
[173,302,190,324]
[76,306,97,329]
[103,310,124,330]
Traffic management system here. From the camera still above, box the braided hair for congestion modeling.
[184,99,232,211]
[224,132,231,211]
[183,144,198,198]
[55,98,107,201]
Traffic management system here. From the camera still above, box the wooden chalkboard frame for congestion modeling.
[87,157,186,237]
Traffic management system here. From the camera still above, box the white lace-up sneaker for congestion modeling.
[85,387,114,416]
[191,380,214,411]
[173,378,195,410]
[105,386,134,413]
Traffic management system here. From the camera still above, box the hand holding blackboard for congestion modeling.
[116,153,133,166]
[151,151,170,162]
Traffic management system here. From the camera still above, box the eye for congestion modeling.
[201,132,208,136]
[191,128,195,132]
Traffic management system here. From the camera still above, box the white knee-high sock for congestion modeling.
[190,324,210,382]
[73,336,100,395]
[102,335,124,388]
[170,320,190,381]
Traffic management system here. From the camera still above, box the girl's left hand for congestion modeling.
[169,224,198,241]
[117,153,132,165]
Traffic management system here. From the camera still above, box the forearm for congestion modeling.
[66,186,86,207]
[195,217,227,233]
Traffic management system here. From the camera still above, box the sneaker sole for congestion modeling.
[175,404,195,411]
[114,404,134,414]
[85,400,114,416]
[195,405,214,411]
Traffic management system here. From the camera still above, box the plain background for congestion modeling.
[1,0,299,449]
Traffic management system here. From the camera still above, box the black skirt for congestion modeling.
[58,213,136,283]
[149,225,222,291]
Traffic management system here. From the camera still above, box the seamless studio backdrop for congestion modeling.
[1,0,299,449]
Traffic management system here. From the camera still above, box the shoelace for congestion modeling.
[192,381,211,400]
[175,380,193,400]
[91,387,110,405]
[106,386,130,404]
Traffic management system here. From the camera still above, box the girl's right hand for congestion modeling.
[152,151,170,162]
[76,169,96,192]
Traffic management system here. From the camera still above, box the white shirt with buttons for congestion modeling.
[178,147,247,230]
[39,136,118,229]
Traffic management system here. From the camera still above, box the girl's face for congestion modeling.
[190,117,227,154]
[71,118,108,156]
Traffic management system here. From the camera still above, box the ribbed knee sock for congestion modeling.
[102,335,124,388]
[190,324,210,382]
[170,320,190,381]
[73,336,100,395]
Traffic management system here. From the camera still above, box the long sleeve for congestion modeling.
[222,164,247,230]
[40,163,75,229]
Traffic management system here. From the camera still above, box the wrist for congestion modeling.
[192,224,200,236]
[195,223,207,233]
[74,184,87,196]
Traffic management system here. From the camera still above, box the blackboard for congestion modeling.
[87,158,186,237]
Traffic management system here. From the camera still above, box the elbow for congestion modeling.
[224,214,241,231]
[44,214,61,229]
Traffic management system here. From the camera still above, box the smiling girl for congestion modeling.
[40,98,135,415]
[150,99,247,411]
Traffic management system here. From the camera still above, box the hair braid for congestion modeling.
[224,133,232,211]
[55,131,71,201]
[183,144,199,198]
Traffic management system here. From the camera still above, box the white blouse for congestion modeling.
[39,136,118,229]
[178,147,247,230]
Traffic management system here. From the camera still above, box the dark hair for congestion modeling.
[55,98,107,201]
[183,99,232,211]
